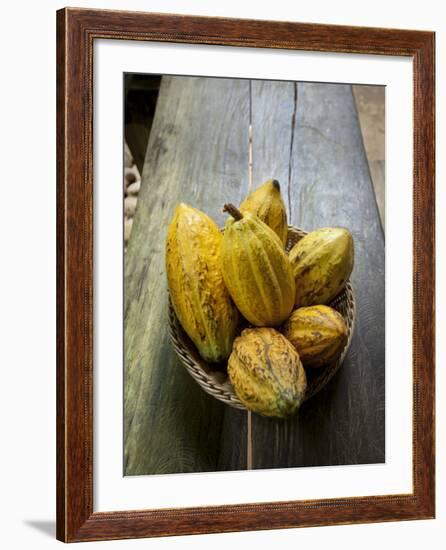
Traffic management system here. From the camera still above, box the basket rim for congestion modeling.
[168,224,356,412]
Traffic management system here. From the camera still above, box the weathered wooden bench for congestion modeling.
[124,76,385,475]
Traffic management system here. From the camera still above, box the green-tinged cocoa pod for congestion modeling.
[282,305,348,368]
[228,327,307,418]
[222,204,295,327]
[166,203,239,363]
[289,227,354,306]
[226,179,288,245]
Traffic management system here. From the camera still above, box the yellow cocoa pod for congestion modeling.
[166,203,239,363]
[282,305,348,368]
[228,328,307,418]
[222,204,295,326]
[226,179,288,246]
[289,227,354,306]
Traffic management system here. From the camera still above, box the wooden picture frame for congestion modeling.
[56,7,435,542]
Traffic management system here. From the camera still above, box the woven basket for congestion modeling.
[168,225,356,410]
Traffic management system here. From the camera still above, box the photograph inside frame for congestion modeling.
[123,73,385,476]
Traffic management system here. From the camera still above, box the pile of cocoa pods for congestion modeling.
[166,180,354,418]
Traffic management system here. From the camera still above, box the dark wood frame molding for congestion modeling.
[56,7,435,542]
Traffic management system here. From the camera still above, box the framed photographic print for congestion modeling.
[56,7,435,542]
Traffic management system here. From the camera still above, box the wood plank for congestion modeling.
[217,408,248,471]
[352,85,385,229]
[250,79,296,212]
[124,76,250,475]
[250,82,385,468]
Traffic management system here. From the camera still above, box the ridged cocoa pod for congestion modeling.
[228,328,307,418]
[289,227,354,306]
[226,179,288,246]
[282,305,348,368]
[222,204,295,326]
[166,203,239,363]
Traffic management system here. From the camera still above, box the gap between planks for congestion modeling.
[246,80,253,471]
[246,80,252,470]
[244,80,298,470]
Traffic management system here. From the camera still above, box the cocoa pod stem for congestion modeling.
[223,203,243,221]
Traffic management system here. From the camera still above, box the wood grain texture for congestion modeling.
[352,85,385,228]
[250,79,296,211]
[65,7,433,55]
[124,76,249,475]
[57,8,435,542]
[56,9,66,540]
[57,8,93,542]
[250,82,385,469]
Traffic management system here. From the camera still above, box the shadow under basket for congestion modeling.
[168,225,356,411]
